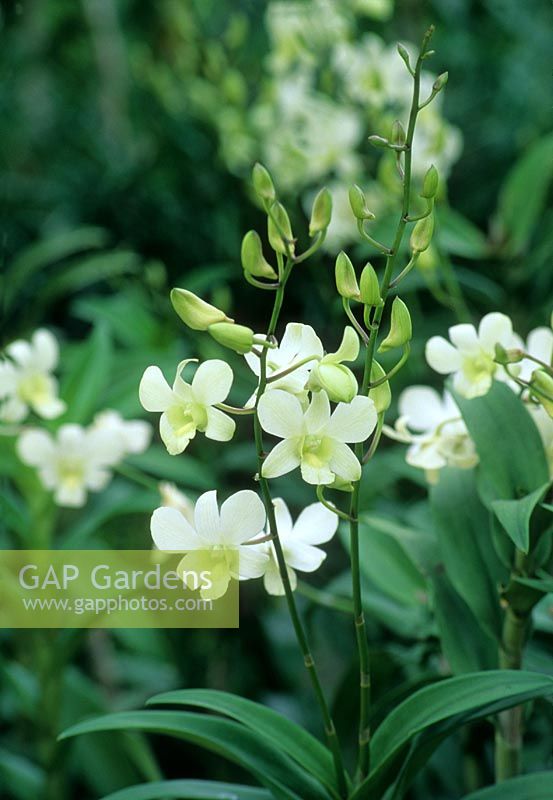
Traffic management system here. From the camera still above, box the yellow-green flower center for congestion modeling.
[301,434,332,468]
[461,351,495,384]
[17,372,50,404]
[167,402,208,438]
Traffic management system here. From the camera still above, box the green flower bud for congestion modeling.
[397,43,412,73]
[416,244,438,273]
[421,165,439,199]
[310,363,358,404]
[410,213,434,253]
[494,343,524,365]
[335,252,360,300]
[369,360,391,413]
[241,231,277,279]
[378,297,412,353]
[268,202,295,256]
[208,322,254,354]
[348,184,375,221]
[327,475,354,492]
[309,187,332,237]
[368,134,390,149]
[391,120,406,147]
[171,288,232,331]
[252,162,276,202]
[530,369,553,418]
[359,262,381,306]
[433,72,448,93]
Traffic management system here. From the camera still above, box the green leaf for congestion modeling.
[60,711,333,800]
[431,469,505,640]
[3,227,109,309]
[102,780,272,800]
[461,771,553,799]
[436,207,489,259]
[147,689,337,797]
[350,670,553,799]
[431,570,497,673]
[453,382,549,504]
[61,324,113,424]
[495,133,553,256]
[491,483,550,553]
[40,250,141,306]
[126,445,214,491]
[0,748,44,800]
[514,570,553,594]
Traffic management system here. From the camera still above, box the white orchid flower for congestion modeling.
[158,482,195,523]
[150,489,268,600]
[258,389,377,485]
[528,403,553,477]
[256,498,338,595]
[519,326,553,382]
[425,312,519,399]
[139,359,235,455]
[385,386,478,483]
[92,409,152,455]
[16,424,123,507]
[0,329,66,422]
[244,322,323,404]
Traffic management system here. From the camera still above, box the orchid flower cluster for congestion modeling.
[1,328,151,508]
[389,312,553,482]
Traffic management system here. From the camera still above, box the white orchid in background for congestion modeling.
[158,482,195,523]
[258,389,377,485]
[425,312,519,398]
[91,409,152,456]
[528,403,553,477]
[255,498,338,595]
[16,423,124,507]
[0,329,66,423]
[244,322,323,404]
[385,386,478,483]
[150,489,268,600]
[139,359,235,455]
[518,326,553,382]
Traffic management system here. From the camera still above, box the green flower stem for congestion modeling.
[495,549,531,781]
[253,261,348,798]
[389,254,419,289]
[357,220,392,255]
[349,27,434,782]
[215,403,256,416]
[266,355,321,383]
[293,231,326,264]
[368,343,411,387]
[343,298,371,346]
[316,485,357,523]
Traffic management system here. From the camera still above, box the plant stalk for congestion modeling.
[253,262,348,798]
[349,28,433,782]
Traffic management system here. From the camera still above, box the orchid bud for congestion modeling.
[359,262,381,306]
[421,165,439,199]
[369,361,391,413]
[368,134,390,149]
[335,252,360,300]
[530,369,553,418]
[252,162,276,202]
[171,288,231,331]
[391,120,406,148]
[397,43,412,73]
[348,184,375,221]
[410,214,434,253]
[433,72,449,93]
[208,322,254,354]
[309,187,332,237]
[241,231,277,279]
[310,363,358,404]
[327,475,354,492]
[494,344,524,365]
[378,297,412,353]
[268,202,295,256]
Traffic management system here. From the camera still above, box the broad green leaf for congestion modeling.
[436,207,489,259]
[491,483,550,553]
[0,747,44,800]
[432,570,497,673]
[431,469,505,639]
[342,521,428,607]
[61,710,332,800]
[453,382,549,504]
[3,227,109,309]
[40,250,141,306]
[147,689,338,797]
[126,445,213,490]
[515,571,553,594]
[461,771,553,799]
[351,670,553,799]
[61,324,113,424]
[103,779,272,800]
[495,133,553,256]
